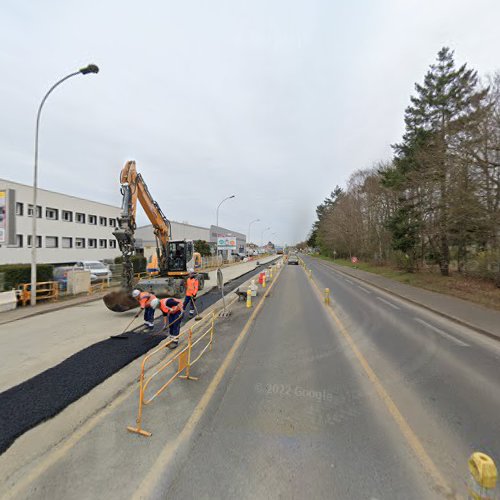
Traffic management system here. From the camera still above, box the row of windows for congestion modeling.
[15,202,117,227]
[14,235,118,250]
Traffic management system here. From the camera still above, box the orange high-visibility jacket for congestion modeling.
[138,291,156,309]
[185,277,199,297]
[159,298,183,315]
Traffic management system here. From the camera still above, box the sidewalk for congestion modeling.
[318,259,500,341]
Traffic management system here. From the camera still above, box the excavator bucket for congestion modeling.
[103,289,138,312]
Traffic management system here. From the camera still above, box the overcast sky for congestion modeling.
[1,1,499,245]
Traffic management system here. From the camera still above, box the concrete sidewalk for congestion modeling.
[0,255,277,392]
[314,257,500,340]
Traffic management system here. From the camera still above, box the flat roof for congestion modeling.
[0,178,121,209]
[137,221,210,231]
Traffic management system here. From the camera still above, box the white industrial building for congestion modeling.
[0,178,121,265]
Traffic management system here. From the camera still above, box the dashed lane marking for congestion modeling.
[376,296,400,310]
[414,318,469,347]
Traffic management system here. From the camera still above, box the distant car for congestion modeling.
[74,261,112,282]
[288,255,299,265]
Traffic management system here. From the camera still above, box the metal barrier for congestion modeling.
[88,280,110,295]
[17,281,59,306]
[127,311,216,437]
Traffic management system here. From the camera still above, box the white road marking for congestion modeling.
[356,285,371,294]
[345,278,354,284]
[376,296,400,310]
[413,318,469,347]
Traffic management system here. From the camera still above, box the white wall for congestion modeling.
[0,179,122,264]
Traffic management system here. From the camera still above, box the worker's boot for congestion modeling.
[168,336,179,349]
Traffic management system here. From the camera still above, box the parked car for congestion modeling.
[74,261,112,282]
[288,255,299,265]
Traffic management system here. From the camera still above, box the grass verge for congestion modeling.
[315,255,500,311]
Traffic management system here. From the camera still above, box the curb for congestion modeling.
[314,258,500,343]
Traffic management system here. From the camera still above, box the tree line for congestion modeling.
[306,48,500,284]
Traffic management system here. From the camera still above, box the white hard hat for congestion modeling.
[150,298,160,309]
[132,289,141,298]
[188,268,195,274]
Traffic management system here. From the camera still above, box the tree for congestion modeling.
[194,240,212,256]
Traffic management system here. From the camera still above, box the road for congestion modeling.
[166,257,500,499]
[3,257,499,499]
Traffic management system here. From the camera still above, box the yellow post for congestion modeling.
[246,288,252,308]
[308,269,312,279]
[262,274,266,288]
[270,267,273,280]
[324,288,330,304]
[468,452,497,499]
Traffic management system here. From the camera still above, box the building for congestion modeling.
[0,178,121,265]
[134,222,246,260]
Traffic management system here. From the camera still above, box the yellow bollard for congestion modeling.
[308,269,312,279]
[468,452,497,499]
[262,273,266,288]
[246,288,252,308]
[324,288,330,304]
[270,267,274,280]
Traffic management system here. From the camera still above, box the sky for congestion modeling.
[1,1,500,246]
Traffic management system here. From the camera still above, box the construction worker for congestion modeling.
[132,289,156,329]
[151,297,183,348]
[183,268,199,317]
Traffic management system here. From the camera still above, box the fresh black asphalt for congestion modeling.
[0,260,276,455]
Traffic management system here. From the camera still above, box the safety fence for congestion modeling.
[127,311,216,437]
[17,281,59,307]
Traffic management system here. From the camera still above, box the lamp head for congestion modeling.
[80,64,99,75]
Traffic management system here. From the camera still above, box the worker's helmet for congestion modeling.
[150,298,160,309]
[188,268,195,274]
[131,289,141,298]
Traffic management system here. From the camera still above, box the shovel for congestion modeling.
[110,310,141,339]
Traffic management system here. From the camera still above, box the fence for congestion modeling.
[127,311,216,437]
[17,281,59,307]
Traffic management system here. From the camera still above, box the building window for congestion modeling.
[15,234,23,247]
[88,238,97,249]
[76,212,86,224]
[27,235,42,248]
[75,238,85,248]
[89,215,97,225]
[46,236,58,248]
[62,237,73,249]
[109,239,117,249]
[99,216,107,226]
[99,239,107,248]
[109,218,117,227]
[16,202,23,216]
[62,210,73,222]
[28,205,42,218]
[46,207,59,220]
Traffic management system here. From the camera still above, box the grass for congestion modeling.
[315,255,500,311]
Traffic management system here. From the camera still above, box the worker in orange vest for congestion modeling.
[183,269,199,317]
[151,297,183,348]
[132,289,156,329]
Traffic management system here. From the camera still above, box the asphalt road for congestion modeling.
[166,262,466,499]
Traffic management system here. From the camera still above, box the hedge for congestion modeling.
[114,255,147,274]
[0,264,54,291]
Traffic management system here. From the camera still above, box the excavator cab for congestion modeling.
[167,240,194,272]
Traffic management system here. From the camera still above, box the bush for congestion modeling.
[464,250,500,286]
[194,240,212,257]
[0,264,54,291]
[114,255,147,273]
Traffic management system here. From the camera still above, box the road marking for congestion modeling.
[305,268,451,497]
[376,296,400,310]
[413,318,469,347]
[345,278,354,284]
[131,264,284,500]
[356,285,371,294]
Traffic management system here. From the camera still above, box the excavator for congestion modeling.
[103,160,208,312]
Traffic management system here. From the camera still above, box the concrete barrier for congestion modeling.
[67,271,91,295]
[0,290,17,313]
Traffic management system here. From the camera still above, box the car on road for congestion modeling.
[288,255,299,265]
[74,261,112,282]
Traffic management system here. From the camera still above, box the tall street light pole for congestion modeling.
[261,226,271,248]
[215,194,236,261]
[30,64,99,306]
[246,218,260,256]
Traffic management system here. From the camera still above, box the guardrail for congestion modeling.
[127,311,216,437]
[17,281,59,307]
[88,280,110,295]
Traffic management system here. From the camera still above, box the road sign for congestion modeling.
[217,236,237,250]
[351,256,358,264]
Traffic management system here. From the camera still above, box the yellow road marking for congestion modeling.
[305,263,452,497]
[131,265,283,500]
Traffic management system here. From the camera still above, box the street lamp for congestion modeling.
[246,218,260,256]
[30,64,99,306]
[261,226,271,248]
[215,194,235,262]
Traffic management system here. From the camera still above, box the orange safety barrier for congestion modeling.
[88,280,110,295]
[127,311,216,437]
[17,281,59,306]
